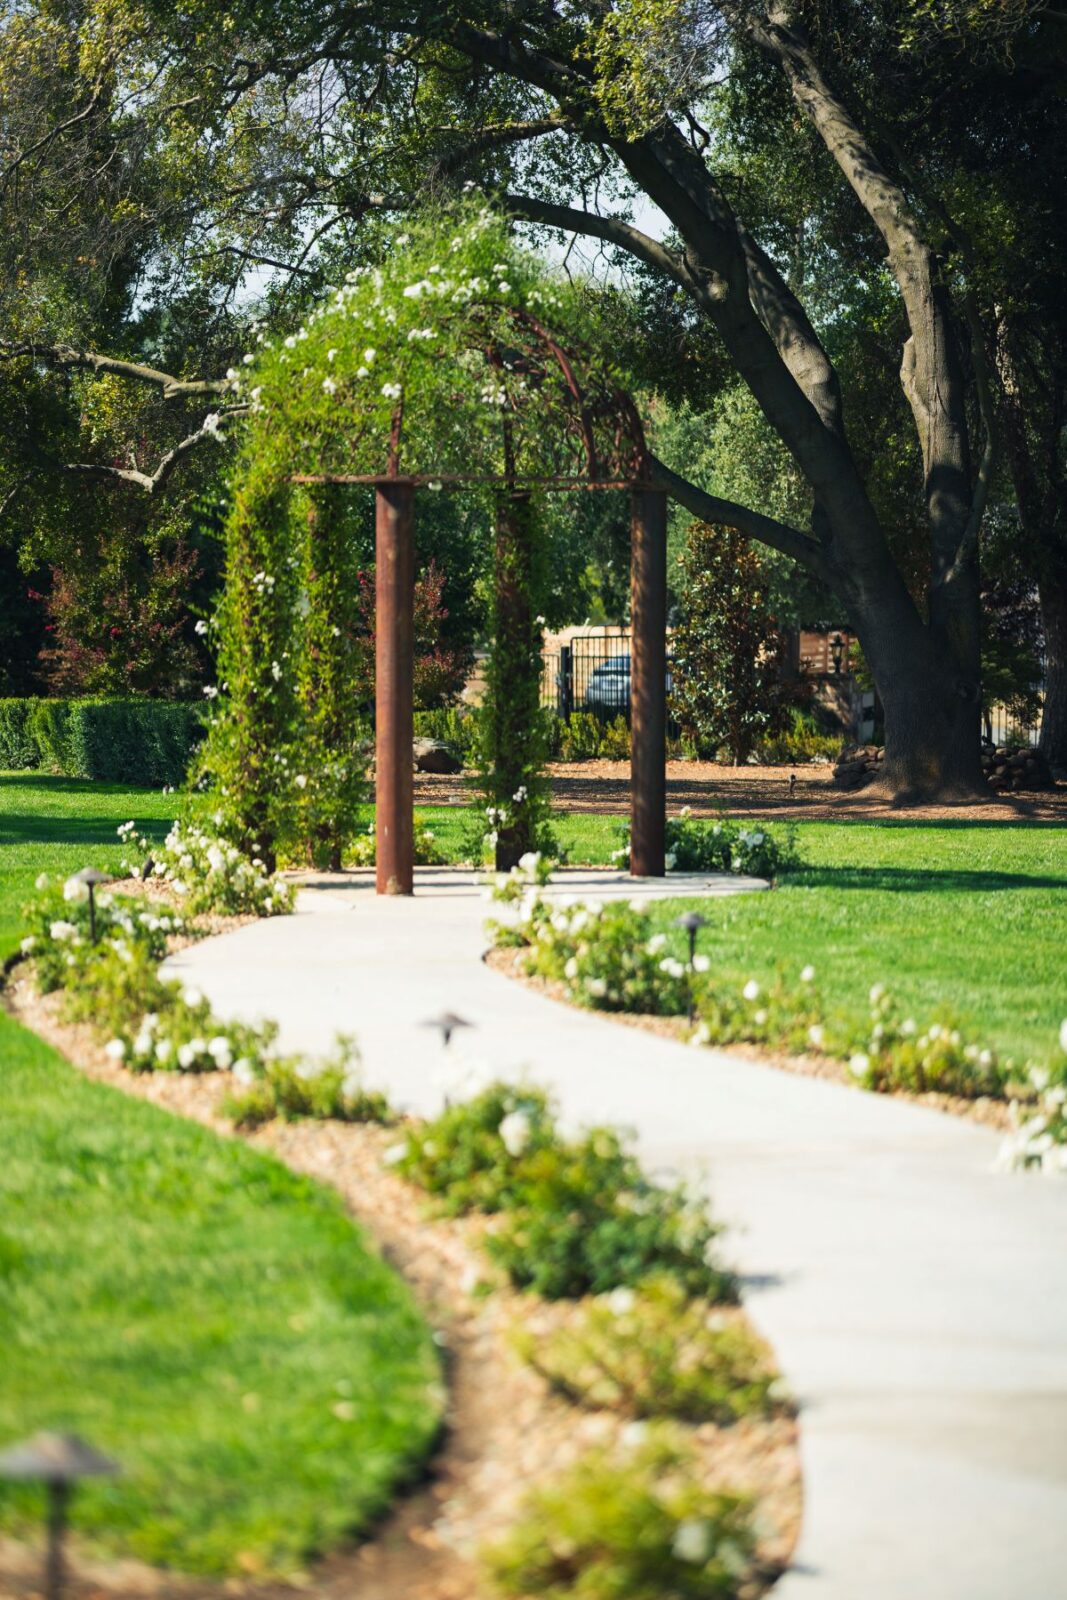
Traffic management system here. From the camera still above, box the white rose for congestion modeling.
[63,876,90,904]
[800,964,815,983]
[49,920,78,942]
[498,1110,532,1158]
[849,1052,871,1079]
[232,1058,256,1085]
[742,979,760,1002]
[104,1038,126,1061]
[20,935,36,954]
[672,1518,714,1565]
[606,1286,636,1316]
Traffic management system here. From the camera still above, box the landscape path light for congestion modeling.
[674,911,708,1027]
[70,867,113,944]
[421,1010,474,1049]
[0,1432,119,1600]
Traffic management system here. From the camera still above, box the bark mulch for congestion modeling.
[415,761,1067,822]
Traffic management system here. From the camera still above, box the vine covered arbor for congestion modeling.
[208,210,671,891]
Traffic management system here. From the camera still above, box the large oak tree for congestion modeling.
[3,0,1064,792]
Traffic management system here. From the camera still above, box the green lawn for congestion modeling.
[0,775,442,1576]
[404,803,1067,1062]
[645,821,1067,1065]
[5,778,1064,1062]
[0,774,177,961]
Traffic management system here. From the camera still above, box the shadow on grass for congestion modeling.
[793,863,1067,892]
[0,812,170,848]
[0,773,167,797]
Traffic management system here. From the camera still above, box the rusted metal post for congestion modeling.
[375,480,415,894]
[630,487,667,877]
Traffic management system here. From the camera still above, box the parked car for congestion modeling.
[582,655,673,714]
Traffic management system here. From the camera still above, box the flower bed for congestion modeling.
[487,858,1067,1175]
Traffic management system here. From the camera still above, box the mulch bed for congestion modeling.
[2,973,801,1600]
[414,760,1067,822]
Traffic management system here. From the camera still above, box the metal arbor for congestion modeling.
[288,310,669,894]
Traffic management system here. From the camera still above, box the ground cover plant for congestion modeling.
[0,1011,442,1576]
[484,1430,756,1600]
[393,1080,736,1302]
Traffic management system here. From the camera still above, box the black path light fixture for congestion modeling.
[0,1432,119,1600]
[70,867,113,944]
[674,910,708,1026]
[421,1010,474,1049]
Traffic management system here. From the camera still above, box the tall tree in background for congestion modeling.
[671,521,790,764]
[2,0,1064,789]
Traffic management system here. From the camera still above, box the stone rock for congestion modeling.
[413,737,463,775]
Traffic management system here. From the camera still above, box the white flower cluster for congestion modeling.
[117,819,293,918]
[996,1027,1067,1174]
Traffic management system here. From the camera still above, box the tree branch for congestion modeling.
[62,409,246,494]
[649,453,829,575]
[502,193,687,283]
[0,341,230,398]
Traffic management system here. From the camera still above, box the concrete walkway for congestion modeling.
[166,869,1067,1599]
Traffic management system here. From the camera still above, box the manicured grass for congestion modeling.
[0,774,177,961]
[645,821,1067,1065]
[4,778,1064,1061]
[0,774,442,1574]
[0,1013,442,1576]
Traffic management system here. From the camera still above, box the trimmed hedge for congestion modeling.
[0,698,203,786]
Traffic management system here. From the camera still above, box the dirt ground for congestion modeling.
[414,760,1067,823]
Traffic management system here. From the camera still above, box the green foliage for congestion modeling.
[395,1080,735,1302]
[20,876,180,997]
[672,524,793,764]
[0,1011,441,1576]
[393,1083,558,1215]
[523,898,691,1015]
[117,818,294,917]
[553,710,632,762]
[224,1038,394,1130]
[514,1277,779,1424]
[0,697,202,785]
[611,811,790,879]
[758,707,843,765]
[413,706,481,761]
[483,1431,755,1599]
[205,205,635,867]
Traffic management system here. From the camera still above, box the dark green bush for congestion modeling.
[0,699,39,768]
[0,698,202,785]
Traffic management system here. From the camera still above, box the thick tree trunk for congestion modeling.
[854,608,985,799]
[1038,566,1067,777]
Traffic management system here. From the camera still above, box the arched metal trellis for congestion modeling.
[287,315,668,895]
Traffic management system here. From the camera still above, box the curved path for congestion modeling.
[166,869,1067,1600]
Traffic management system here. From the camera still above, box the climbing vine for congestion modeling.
[200,202,643,866]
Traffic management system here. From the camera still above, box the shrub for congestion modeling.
[485,1130,734,1301]
[836,985,1005,1099]
[392,1082,558,1215]
[557,710,603,761]
[394,1080,735,1301]
[757,707,842,765]
[611,810,789,879]
[117,818,294,917]
[413,706,482,760]
[21,874,182,996]
[671,522,792,764]
[0,699,38,768]
[483,1431,755,1600]
[514,1276,779,1423]
[0,697,203,785]
[348,813,447,867]
[224,1036,394,1129]
[524,898,690,1016]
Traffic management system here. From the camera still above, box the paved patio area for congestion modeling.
[165,868,1067,1600]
